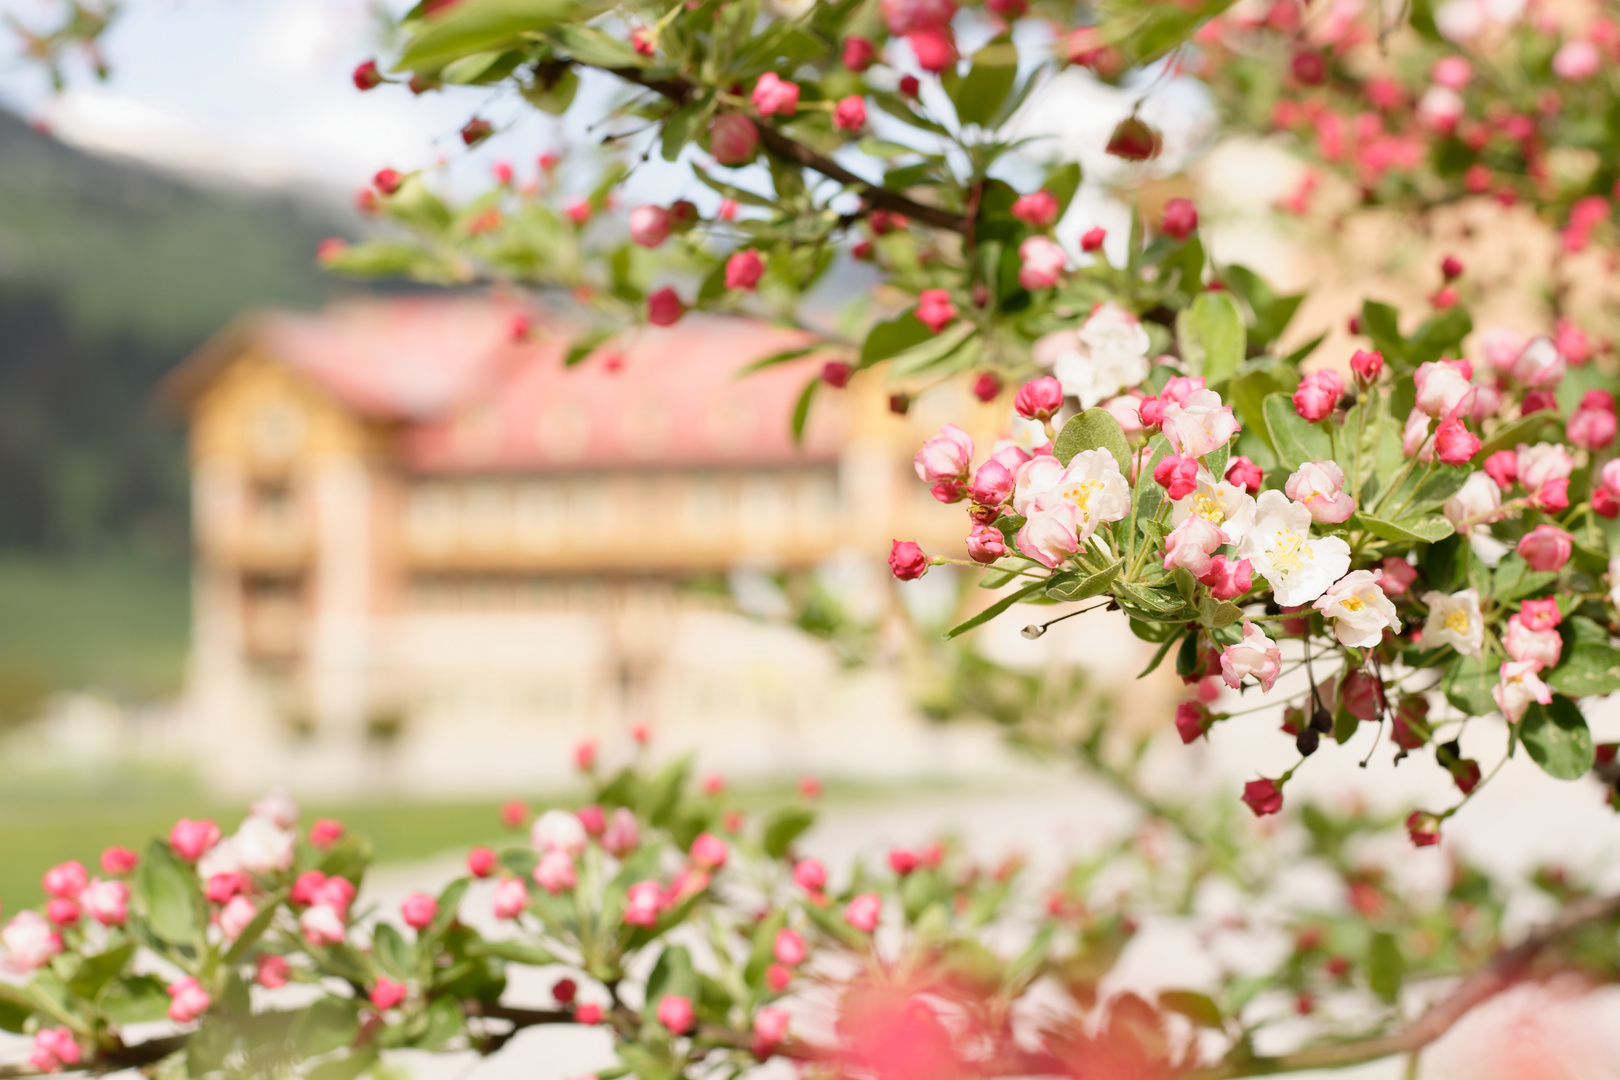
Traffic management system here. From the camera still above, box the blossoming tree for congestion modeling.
[7,0,1620,1076]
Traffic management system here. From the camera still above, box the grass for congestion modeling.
[0,553,190,708]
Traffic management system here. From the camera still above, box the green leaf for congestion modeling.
[946,34,1018,127]
[294,997,361,1059]
[1228,364,1299,452]
[1367,932,1404,1003]
[660,99,712,162]
[1360,301,1407,368]
[1443,653,1497,718]
[564,327,615,367]
[318,833,374,883]
[1186,291,1245,383]
[1520,696,1595,780]
[466,938,557,965]
[641,755,692,828]
[1476,411,1559,461]
[1053,408,1132,475]
[308,1050,378,1080]
[373,924,415,980]
[431,878,470,936]
[888,322,977,378]
[1549,641,1620,697]
[790,377,817,444]
[67,941,134,1001]
[137,839,204,947]
[945,581,1045,639]
[646,945,699,1019]
[0,989,30,1033]
[419,995,463,1049]
[1493,553,1558,604]
[1159,990,1224,1028]
[398,0,597,71]
[861,312,932,366]
[762,806,816,860]
[1408,307,1472,369]
[222,891,286,965]
[100,976,170,1025]
[1353,513,1454,543]
[1045,162,1082,218]
[1046,558,1123,601]
[1262,392,1329,469]
[1406,467,1469,512]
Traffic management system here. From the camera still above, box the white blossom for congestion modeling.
[1421,589,1483,659]
[1170,470,1256,545]
[1051,303,1151,409]
[1314,570,1401,648]
[1235,490,1351,607]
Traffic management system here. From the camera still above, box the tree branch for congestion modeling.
[604,66,969,235]
[1182,891,1620,1079]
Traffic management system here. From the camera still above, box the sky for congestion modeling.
[0,0,1213,252]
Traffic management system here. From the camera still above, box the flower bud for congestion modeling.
[833,95,867,131]
[629,205,672,248]
[725,249,765,291]
[845,892,882,932]
[967,524,1007,563]
[1017,236,1066,289]
[1106,115,1162,161]
[1567,390,1617,449]
[690,832,729,869]
[709,114,760,166]
[908,27,957,72]
[1241,778,1284,817]
[751,72,800,117]
[793,858,827,892]
[1434,415,1481,465]
[1285,460,1355,523]
[466,847,496,878]
[1175,701,1211,744]
[353,60,383,91]
[1405,810,1441,847]
[1196,554,1252,600]
[916,289,957,333]
[647,287,685,327]
[914,424,973,481]
[1161,197,1198,239]
[822,360,854,388]
[1013,376,1063,422]
[100,846,138,876]
[1011,190,1059,228]
[657,994,695,1035]
[460,117,493,146]
[1224,455,1263,494]
[1291,370,1342,422]
[1080,226,1106,252]
[1439,255,1464,280]
[1153,454,1199,500]
[1517,524,1573,572]
[401,892,438,930]
[843,36,876,72]
[1349,349,1383,382]
[972,372,1002,401]
[1483,450,1517,489]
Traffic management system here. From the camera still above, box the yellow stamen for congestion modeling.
[1193,491,1226,525]
[1340,595,1365,612]
[1445,609,1470,634]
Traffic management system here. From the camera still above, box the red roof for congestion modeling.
[253,298,846,471]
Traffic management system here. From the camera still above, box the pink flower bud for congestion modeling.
[1175,701,1211,744]
[1017,236,1066,290]
[1163,516,1225,577]
[218,895,256,941]
[845,892,882,932]
[1553,39,1602,80]
[169,819,221,862]
[401,892,438,930]
[81,879,128,926]
[501,799,529,827]
[206,873,247,904]
[1010,190,1059,228]
[1137,395,1164,427]
[534,851,577,894]
[1350,349,1383,382]
[301,903,347,946]
[576,1002,604,1024]
[42,861,88,899]
[100,846,138,876]
[492,878,528,920]
[774,928,806,966]
[1196,554,1252,600]
[843,36,876,71]
[1434,414,1481,465]
[629,205,672,248]
[352,59,384,91]
[647,287,685,327]
[602,807,641,857]
[29,1028,79,1074]
[916,289,957,333]
[793,858,827,892]
[1161,197,1198,239]
[565,198,592,225]
[822,360,854,388]
[371,977,407,1011]
[1405,810,1441,848]
[1533,477,1569,513]
[1517,524,1573,571]
[888,847,919,875]
[1439,254,1464,280]
[1241,778,1283,817]
[1377,557,1418,595]
[766,962,792,990]
[1080,226,1106,252]
[256,954,290,989]
[372,167,403,195]
[967,523,1007,564]
[657,994,695,1035]
[754,1006,790,1054]
[751,72,800,117]
[969,459,1015,506]
[889,540,929,580]
[1285,460,1356,523]
[709,114,760,166]
[724,249,765,291]
[167,976,212,1024]
[1567,394,1617,450]
[1414,359,1474,417]
[466,847,497,878]
[1153,454,1199,500]
[833,95,867,131]
[908,27,957,71]
[1484,450,1518,488]
[1222,621,1281,692]
[914,423,973,481]
[551,978,577,1004]
[690,832,728,869]
[1292,370,1341,422]
[45,898,79,927]
[1225,455,1263,494]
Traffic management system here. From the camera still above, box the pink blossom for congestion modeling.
[1285,461,1356,523]
[29,1028,79,1074]
[1197,555,1253,600]
[908,27,956,72]
[1018,236,1066,290]
[1417,86,1464,133]
[1176,701,1211,744]
[628,205,671,248]
[1484,450,1518,489]
[1510,337,1565,388]
[889,540,929,580]
[881,0,956,35]
[492,878,528,920]
[1350,349,1383,382]
[1378,557,1418,595]
[1493,660,1552,723]
[1162,389,1240,458]
[44,899,78,927]
[1517,525,1572,572]
[602,807,640,857]
[1533,478,1569,514]
[1414,360,1474,417]
[309,819,345,849]
[969,460,1015,506]
[843,36,876,72]
[170,818,221,862]
[167,977,212,1024]
[1505,615,1563,668]
[1517,442,1574,493]
[792,859,827,892]
[1225,456,1263,494]
[1519,597,1563,632]
[1242,778,1284,817]
[3,911,61,970]
[256,955,290,988]
[219,895,257,941]
[657,994,695,1035]
[565,198,592,225]
[1554,319,1593,364]
[1552,40,1602,79]
[100,846,138,876]
[1011,190,1059,228]
[833,95,867,131]
[914,426,974,483]
[916,289,957,333]
[42,861,88,899]
[625,881,663,926]
[751,73,799,117]
[1431,56,1472,89]
[1292,370,1341,422]
[81,879,129,926]
[401,892,439,930]
[709,114,759,165]
[967,524,1007,563]
[690,832,728,869]
[647,287,685,327]
[1403,410,1433,459]
[1013,376,1063,422]
[845,892,882,932]
[1163,516,1226,577]
[1481,327,1528,371]
[1469,382,1504,423]
[534,851,577,894]
[1016,505,1081,568]
[576,805,606,836]
[774,928,807,966]
[1100,394,1143,434]
[1567,390,1616,449]
[754,1006,791,1053]
[301,903,347,945]
[1434,414,1481,465]
[1154,454,1200,500]
[1221,621,1282,692]
[371,977,408,1011]
[1081,226,1106,252]
[1161,197,1198,240]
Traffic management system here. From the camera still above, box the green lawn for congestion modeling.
[0,554,190,713]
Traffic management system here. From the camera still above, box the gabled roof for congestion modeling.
[166,296,847,471]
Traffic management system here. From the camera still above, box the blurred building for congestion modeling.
[162,296,1015,795]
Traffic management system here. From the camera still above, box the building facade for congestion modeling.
[164,297,1015,796]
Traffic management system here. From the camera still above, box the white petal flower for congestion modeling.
[1053,303,1151,409]
[1236,490,1351,607]
[1313,570,1401,648]
[1421,589,1483,658]
[1444,471,1500,530]
[1171,470,1256,545]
